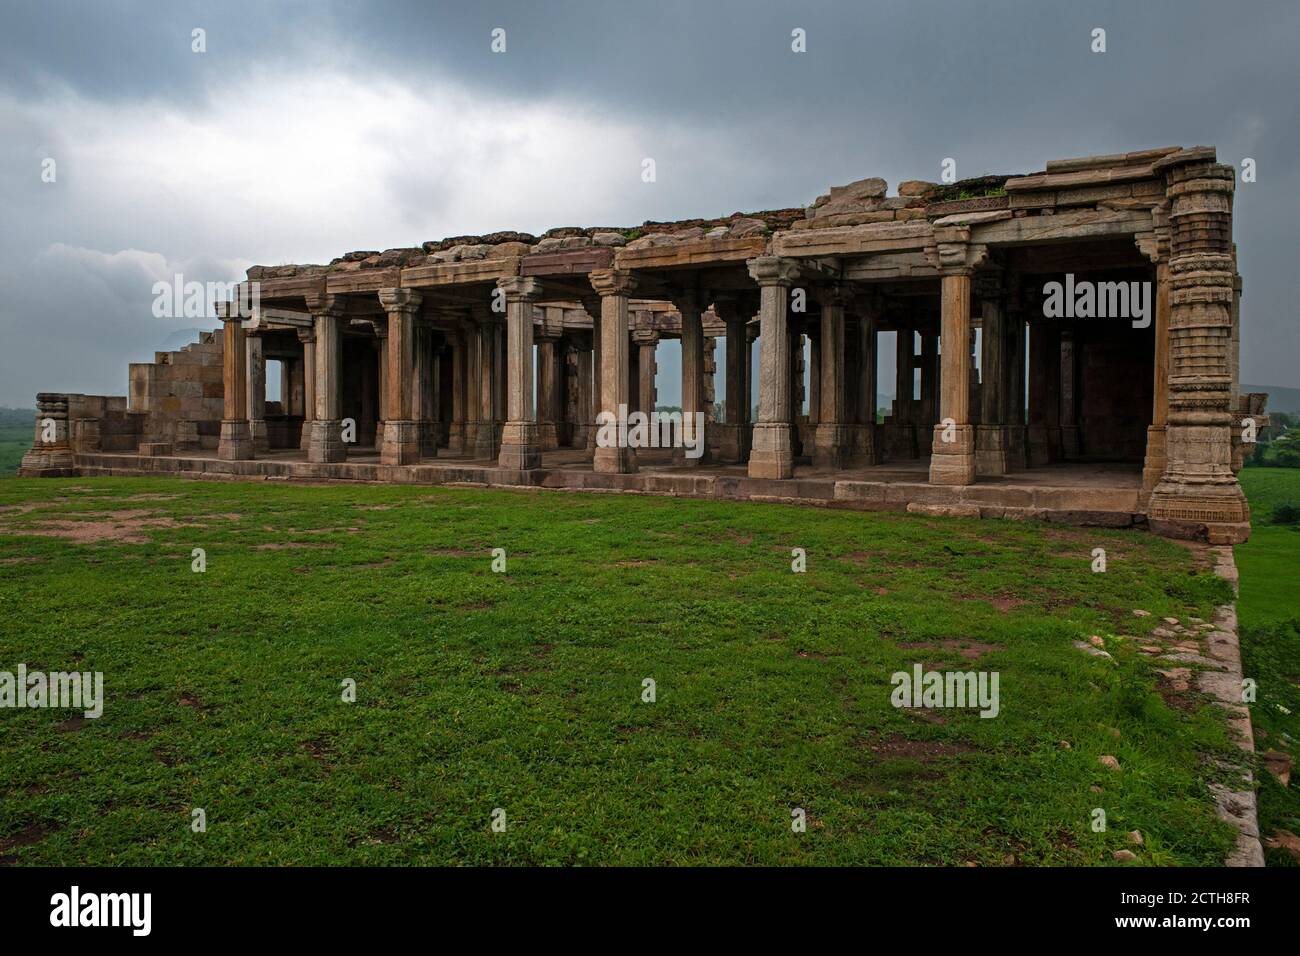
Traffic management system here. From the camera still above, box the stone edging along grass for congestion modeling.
[1206,547,1264,866]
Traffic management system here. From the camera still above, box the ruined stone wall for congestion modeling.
[128,330,224,450]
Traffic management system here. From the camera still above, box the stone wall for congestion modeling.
[128,330,224,450]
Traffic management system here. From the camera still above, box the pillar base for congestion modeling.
[250,418,269,453]
[538,422,560,451]
[1026,426,1054,467]
[218,420,254,461]
[1141,425,1167,491]
[1148,477,1251,544]
[299,421,314,452]
[474,422,501,461]
[975,424,1009,476]
[420,421,441,458]
[18,446,75,476]
[1059,425,1080,459]
[381,420,422,465]
[840,423,875,466]
[497,422,541,470]
[929,424,976,485]
[447,422,464,454]
[704,423,746,464]
[593,445,637,473]
[308,420,347,463]
[748,422,794,479]
[885,423,919,460]
[813,423,851,469]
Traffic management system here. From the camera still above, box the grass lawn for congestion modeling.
[1236,467,1300,865]
[0,476,1246,865]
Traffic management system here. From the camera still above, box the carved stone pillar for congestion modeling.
[1147,153,1250,542]
[635,329,658,415]
[446,324,465,454]
[919,333,938,432]
[217,303,253,460]
[851,299,879,465]
[1027,321,1060,467]
[306,294,347,463]
[298,329,316,452]
[1142,260,1172,488]
[713,295,751,464]
[814,285,850,468]
[496,276,542,470]
[473,309,502,461]
[245,333,268,453]
[675,289,706,466]
[889,324,917,460]
[372,320,388,450]
[377,288,423,465]
[582,296,602,455]
[536,306,564,451]
[590,269,638,473]
[976,280,1009,476]
[747,256,800,480]
[19,393,76,475]
[929,272,977,485]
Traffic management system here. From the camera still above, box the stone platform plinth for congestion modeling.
[67,449,1150,531]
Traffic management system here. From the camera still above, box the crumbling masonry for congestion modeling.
[21,146,1265,543]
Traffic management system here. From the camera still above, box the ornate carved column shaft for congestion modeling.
[217,302,253,461]
[1147,153,1250,542]
[496,276,542,470]
[746,256,800,480]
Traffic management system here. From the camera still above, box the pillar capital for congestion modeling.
[496,275,542,302]
[746,256,800,287]
[671,288,703,315]
[813,283,850,309]
[214,300,244,323]
[303,291,347,317]
[378,287,422,314]
[925,225,990,276]
[589,268,637,297]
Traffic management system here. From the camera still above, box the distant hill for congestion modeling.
[0,407,35,428]
[1243,384,1300,414]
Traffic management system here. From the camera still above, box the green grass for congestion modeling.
[0,476,1245,865]
[1237,467,1300,865]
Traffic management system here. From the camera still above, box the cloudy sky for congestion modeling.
[1,0,1297,408]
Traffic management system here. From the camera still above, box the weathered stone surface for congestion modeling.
[898,179,940,197]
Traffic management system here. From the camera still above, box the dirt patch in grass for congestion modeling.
[0,822,59,864]
[974,595,1026,613]
[897,639,1004,660]
[0,556,45,565]
[300,738,336,765]
[351,826,400,846]
[256,541,339,550]
[862,733,977,761]
[0,509,206,545]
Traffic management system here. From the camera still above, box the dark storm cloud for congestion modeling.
[1,0,1298,405]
